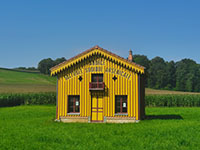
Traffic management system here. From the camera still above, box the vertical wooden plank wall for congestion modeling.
[56,55,144,120]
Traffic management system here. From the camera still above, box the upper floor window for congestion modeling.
[92,74,103,82]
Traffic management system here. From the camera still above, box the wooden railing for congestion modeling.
[89,82,105,90]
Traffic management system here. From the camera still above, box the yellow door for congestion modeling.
[91,95,103,122]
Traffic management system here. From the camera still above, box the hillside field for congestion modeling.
[0,105,200,150]
[0,68,56,93]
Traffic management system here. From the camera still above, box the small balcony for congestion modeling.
[89,82,105,91]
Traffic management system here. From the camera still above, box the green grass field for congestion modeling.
[0,68,56,93]
[1,68,200,149]
[0,105,200,150]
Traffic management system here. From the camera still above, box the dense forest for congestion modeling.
[133,55,200,92]
[36,54,200,93]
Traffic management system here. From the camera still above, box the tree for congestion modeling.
[54,57,66,66]
[133,55,150,70]
[175,59,199,92]
[148,57,168,89]
[38,58,55,75]
[133,55,150,86]
[165,61,176,89]
[38,57,66,75]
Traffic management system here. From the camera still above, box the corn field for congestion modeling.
[1,93,200,107]
[0,92,56,107]
[145,95,200,107]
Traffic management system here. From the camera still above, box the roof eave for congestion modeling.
[50,46,145,75]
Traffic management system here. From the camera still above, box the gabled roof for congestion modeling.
[50,45,145,76]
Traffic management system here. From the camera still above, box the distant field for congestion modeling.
[146,88,200,95]
[0,68,56,93]
[0,105,200,150]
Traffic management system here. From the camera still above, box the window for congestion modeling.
[90,74,104,90]
[115,96,127,114]
[68,96,80,113]
[92,74,103,82]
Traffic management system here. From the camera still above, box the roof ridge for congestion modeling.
[50,46,145,75]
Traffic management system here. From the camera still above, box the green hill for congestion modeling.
[0,68,56,93]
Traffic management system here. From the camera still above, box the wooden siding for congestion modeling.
[56,54,145,121]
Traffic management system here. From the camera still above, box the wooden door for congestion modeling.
[91,95,103,122]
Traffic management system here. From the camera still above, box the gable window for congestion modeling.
[89,74,104,90]
[68,96,80,113]
[115,95,127,114]
[92,74,103,82]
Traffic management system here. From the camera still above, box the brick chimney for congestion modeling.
[128,49,133,62]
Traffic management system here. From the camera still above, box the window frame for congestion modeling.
[115,95,128,114]
[92,73,103,83]
[68,95,80,114]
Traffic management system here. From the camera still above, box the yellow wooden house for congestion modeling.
[50,45,145,123]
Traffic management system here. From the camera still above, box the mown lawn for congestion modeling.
[0,106,200,150]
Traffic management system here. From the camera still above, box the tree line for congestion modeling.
[15,57,66,74]
[36,55,200,92]
[132,55,200,92]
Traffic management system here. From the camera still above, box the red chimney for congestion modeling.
[128,49,133,62]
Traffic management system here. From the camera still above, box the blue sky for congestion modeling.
[0,0,200,68]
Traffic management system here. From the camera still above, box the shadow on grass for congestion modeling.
[145,114,183,120]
